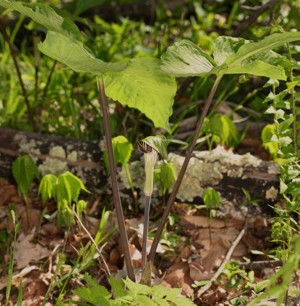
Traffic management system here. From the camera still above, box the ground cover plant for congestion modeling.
[1,0,300,305]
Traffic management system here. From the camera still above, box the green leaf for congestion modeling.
[252,279,270,293]
[225,32,300,66]
[104,136,133,175]
[0,1,176,130]
[160,162,177,191]
[151,285,181,299]
[38,174,58,203]
[150,285,196,306]
[112,136,133,165]
[261,124,279,159]
[12,155,40,198]
[209,114,240,148]
[213,36,247,66]
[16,280,22,306]
[55,171,89,205]
[278,116,294,133]
[76,199,87,217]
[0,1,81,40]
[202,187,220,209]
[109,275,127,299]
[160,39,215,77]
[171,297,197,306]
[135,295,157,306]
[220,32,300,79]
[223,60,286,80]
[73,274,112,305]
[124,278,152,296]
[104,58,177,131]
[39,31,128,75]
[139,135,169,160]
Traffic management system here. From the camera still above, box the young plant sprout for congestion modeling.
[137,135,168,269]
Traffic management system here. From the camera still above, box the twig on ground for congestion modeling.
[197,218,248,297]
[238,259,283,270]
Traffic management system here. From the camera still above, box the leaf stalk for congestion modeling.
[97,77,135,281]
[148,75,222,262]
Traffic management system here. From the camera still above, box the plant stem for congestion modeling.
[286,43,298,156]
[97,77,135,281]
[42,60,57,101]
[148,76,222,262]
[33,32,41,132]
[0,18,38,132]
[142,195,151,269]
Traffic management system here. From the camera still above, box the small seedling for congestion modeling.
[12,155,40,226]
[38,171,89,226]
[202,187,220,246]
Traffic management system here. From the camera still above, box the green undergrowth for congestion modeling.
[1,0,300,305]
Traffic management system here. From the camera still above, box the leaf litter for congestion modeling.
[0,176,283,305]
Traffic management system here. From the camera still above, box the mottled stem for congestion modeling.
[98,77,135,281]
[148,76,222,262]
[142,195,151,269]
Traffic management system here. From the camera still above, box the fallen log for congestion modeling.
[0,127,105,193]
[0,128,280,207]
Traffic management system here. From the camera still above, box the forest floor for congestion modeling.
[0,124,299,305]
[0,170,285,305]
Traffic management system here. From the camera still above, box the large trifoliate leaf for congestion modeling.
[224,60,287,80]
[160,39,215,77]
[225,32,300,66]
[213,36,247,66]
[161,32,300,81]
[39,31,128,74]
[104,58,177,131]
[0,0,81,40]
[217,32,300,79]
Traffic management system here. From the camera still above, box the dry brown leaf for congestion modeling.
[180,215,226,229]
[161,261,194,298]
[15,232,50,270]
[19,208,41,232]
[0,179,21,206]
